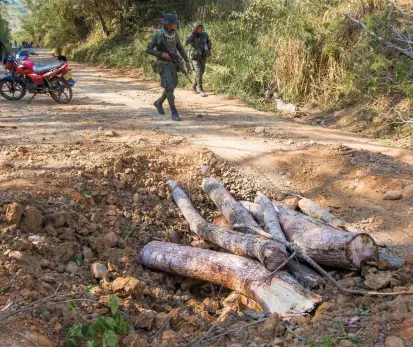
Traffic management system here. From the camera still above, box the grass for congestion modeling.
[67,0,413,137]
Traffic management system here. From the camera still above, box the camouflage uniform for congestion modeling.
[185,23,211,95]
[146,14,189,121]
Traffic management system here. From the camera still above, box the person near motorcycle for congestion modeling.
[146,13,191,121]
[185,22,211,97]
[0,39,6,61]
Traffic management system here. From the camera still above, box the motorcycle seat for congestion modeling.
[33,62,64,75]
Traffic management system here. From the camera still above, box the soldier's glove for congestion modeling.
[163,53,172,62]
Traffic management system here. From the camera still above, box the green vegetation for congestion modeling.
[0,0,12,47]
[65,295,130,347]
[17,0,413,124]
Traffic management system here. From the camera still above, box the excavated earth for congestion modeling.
[0,50,413,346]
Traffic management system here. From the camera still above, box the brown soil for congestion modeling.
[0,50,412,347]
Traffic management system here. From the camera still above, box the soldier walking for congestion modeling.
[146,13,191,121]
[185,23,211,97]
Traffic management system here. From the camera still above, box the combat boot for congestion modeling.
[153,99,166,115]
[171,107,181,121]
[199,90,206,97]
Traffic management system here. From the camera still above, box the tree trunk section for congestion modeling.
[298,198,345,228]
[241,201,378,270]
[168,181,287,270]
[92,0,110,37]
[201,178,264,234]
[255,192,287,254]
[286,261,325,289]
[140,241,321,315]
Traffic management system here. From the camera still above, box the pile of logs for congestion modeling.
[140,177,380,316]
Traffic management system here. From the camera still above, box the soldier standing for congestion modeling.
[185,23,211,97]
[146,13,191,121]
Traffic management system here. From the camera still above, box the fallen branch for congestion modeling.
[140,241,321,315]
[345,13,413,59]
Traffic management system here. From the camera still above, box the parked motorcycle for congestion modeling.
[0,52,75,104]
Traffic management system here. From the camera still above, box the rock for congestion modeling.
[135,310,155,329]
[212,215,232,229]
[364,271,391,290]
[276,99,297,113]
[82,246,94,260]
[122,334,148,347]
[65,262,79,274]
[383,191,403,200]
[385,336,406,347]
[16,146,29,154]
[400,315,413,340]
[171,229,182,244]
[155,312,171,330]
[45,211,71,228]
[21,206,43,233]
[113,159,122,173]
[105,130,115,137]
[404,253,413,267]
[387,296,409,313]
[24,332,55,346]
[91,263,108,279]
[56,264,66,273]
[5,202,23,224]
[104,232,119,248]
[254,126,266,134]
[162,330,177,344]
[261,313,280,337]
[40,259,50,269]
[112,276,145,298]
[282,196,299,210]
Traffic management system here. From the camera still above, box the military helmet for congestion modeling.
[163,13,178,25]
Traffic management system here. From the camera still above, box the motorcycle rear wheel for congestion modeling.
[49,77,72,104]
[0,79,26,101]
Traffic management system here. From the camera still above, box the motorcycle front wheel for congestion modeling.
[49,77,72,104]
[0,79,26,100]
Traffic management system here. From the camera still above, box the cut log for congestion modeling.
[140,241,322,315]
[255,192,287,254]
[168,180,287,270]
[285,261,325,289]
[241,201,378,270]
[298,198,345,228]
[201,177,264,234]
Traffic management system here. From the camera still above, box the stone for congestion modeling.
[254,126,266,134]
[65,262,79,274]
[162,330,177,344]
[261,313,280,336]
[40,259,50,269]
[135,310,155,330]
[122,334,148,347]
[404,253,413,267]
[385,336,405,347]
[112,276,145,298]
[104,232,119,248]
[105,130,115,137]
[283,196,299,210]
[82,246,94,260]
[383,191,403,200]
[24,332,55,346]
[155,312,171,330]
[16,146,29,154]
[91,263,108,279]
[387,296,409,313]
[21,206,43,233]
[364,271,391,290]
[113,160,122,173]
[45,211,71,228]
[400,315,413,340]
[5,202,23,224]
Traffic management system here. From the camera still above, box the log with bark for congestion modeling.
[167,180,287,270]
[241,201,378,270]
[297,198,345,228]
[140,241,322,315]
[201,178,288,263]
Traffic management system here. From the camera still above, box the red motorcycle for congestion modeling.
[1,52,75,104]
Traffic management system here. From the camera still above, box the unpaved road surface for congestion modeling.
[0,50,413,346]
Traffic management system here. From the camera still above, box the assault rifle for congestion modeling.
[158,40,192,84]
